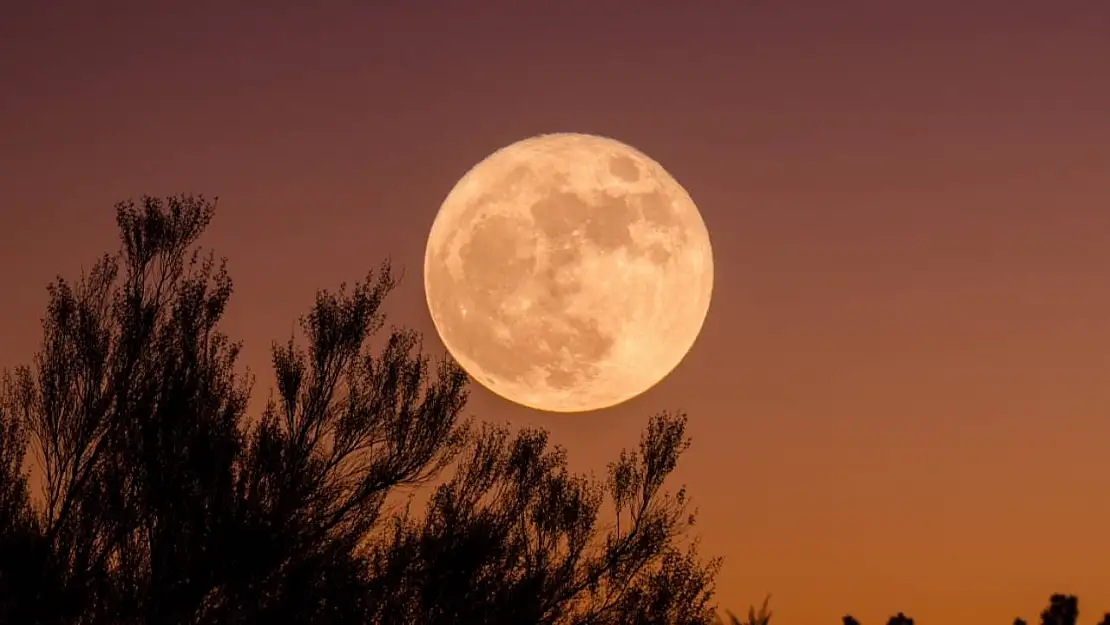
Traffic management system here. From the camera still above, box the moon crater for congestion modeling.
[425,133,713,412]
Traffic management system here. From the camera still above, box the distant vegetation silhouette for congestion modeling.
[718,590,1110,623]
[714,595,771,625]
[713,593,1110,625]
[0,195,723,624]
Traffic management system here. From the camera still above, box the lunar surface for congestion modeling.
[423,133,713,412]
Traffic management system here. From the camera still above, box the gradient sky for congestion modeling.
[3,2,1110,623]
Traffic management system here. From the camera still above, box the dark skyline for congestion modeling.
[2,2,1109,623]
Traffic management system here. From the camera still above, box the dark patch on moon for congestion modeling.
[537,245,583,303]
[427,246,541,388]
[531,188,660,255]
[530,192,593,239]
[440,165,533,268]
[538,315,612,390]
[585,192,639,251]
[544,368,578,389]
[637,190,680,231]
[458,214,536,301]
[646,242,670,264]
[609,155,640,182]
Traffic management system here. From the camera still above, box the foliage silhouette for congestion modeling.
[1041,595,1079,625]
[714,595,771,625]
[838,594,1110,625]
[0,195,721,624]
[838,613,914,625]
[1015,593,1110,625]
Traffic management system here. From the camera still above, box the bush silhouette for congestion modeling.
[0,195,721,624]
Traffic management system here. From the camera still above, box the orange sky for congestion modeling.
[2,2,1109,623]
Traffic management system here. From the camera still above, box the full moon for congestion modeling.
[424,133,713,413]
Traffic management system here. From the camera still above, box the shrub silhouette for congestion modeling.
[0,195,721,624]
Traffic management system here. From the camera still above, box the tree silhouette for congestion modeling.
[843,617,861,625]
[1041,594,1079,625]
[1012,594,1110,625]
[0,195,721,624]
[886,613,914,625]
[361,410,721,625]
[0,371,44,623]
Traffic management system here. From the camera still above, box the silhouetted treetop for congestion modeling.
[1041,594,1079,625]
[361,410,720,624]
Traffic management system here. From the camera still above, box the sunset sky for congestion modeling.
[3,2,1110,623]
